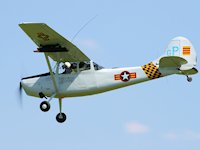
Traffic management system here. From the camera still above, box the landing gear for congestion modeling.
[56,98,67,123]
[56,113,67,123]
[39,96,67,123]
[40,101,50,112]
[187,76,192,82]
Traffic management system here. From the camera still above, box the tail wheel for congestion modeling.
[187,76,192,82]
[56,113,67,123]
[40,101,50,112]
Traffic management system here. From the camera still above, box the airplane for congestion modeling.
[19,23,198,123]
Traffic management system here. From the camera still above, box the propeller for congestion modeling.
[17,59,27,109]
[17,81,23,109]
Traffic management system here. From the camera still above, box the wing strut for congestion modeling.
[44,54,66,123]
[44,53,59,95]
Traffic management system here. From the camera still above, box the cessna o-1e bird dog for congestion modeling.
[19,23,198,123]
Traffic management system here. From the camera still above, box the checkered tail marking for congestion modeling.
[141,62,162,79]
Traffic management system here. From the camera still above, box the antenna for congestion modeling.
[71,15,98,42]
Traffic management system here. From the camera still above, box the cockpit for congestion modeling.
[54,61,103,74]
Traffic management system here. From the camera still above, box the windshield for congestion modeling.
[93,62,104,70]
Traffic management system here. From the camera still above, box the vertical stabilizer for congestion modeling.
[164,36,197,70]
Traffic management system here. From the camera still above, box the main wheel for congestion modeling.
[56,113,67,123]
[40,101,50,112]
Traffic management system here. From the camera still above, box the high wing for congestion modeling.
[19,23,90,62]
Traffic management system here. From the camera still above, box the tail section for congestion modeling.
[164,37,197,67]
[158,36,198,76]
[142,37,198,81]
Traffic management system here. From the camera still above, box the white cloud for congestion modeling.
[125,121,150,134]
[164,130,200,141]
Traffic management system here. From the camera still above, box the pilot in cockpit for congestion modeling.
[62,62,72,74]
[61,61,102,74]
[62,62,79,74]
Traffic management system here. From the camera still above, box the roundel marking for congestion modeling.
[120,71,131,82]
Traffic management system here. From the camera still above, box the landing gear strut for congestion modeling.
[187,75,192,82]
[39,93,56,112]
[56,98,67,123]
[40,101,50,112]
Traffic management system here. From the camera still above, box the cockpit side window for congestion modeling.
[56,62,77,74]
[79,61,90,71]
[93,62,104,70]
[55,61,103,74]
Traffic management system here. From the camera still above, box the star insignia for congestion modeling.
[37,32,50,41]
[120,71,130,82]
[114,71,136,82]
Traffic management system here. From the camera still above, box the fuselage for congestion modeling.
[21,65,153,98]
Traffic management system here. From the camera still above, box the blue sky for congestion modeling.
[0,0,200,150]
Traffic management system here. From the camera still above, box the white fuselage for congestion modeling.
[21,66,153,98]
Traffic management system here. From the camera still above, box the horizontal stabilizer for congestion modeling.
[179,67,198,75]
[159,56,187,68]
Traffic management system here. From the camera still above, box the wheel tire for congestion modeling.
[40,101,50,112]
[187,77,192,82]
[56,113,67,123]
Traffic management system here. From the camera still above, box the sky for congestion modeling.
[0,0,200,150]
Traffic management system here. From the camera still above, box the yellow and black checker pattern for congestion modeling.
[141,62,162,80]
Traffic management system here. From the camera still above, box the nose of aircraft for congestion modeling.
[20,79,28,90]
[20,77,42,98]
[20,78,34,95]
